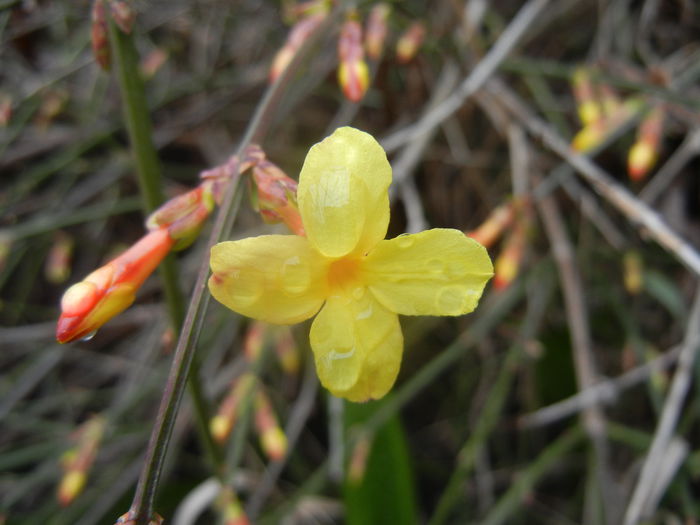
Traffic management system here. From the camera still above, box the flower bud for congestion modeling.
[396,22,425,64]
[58,415,106,506]
[571,67,602,126]
[274,328,300,375]
[466,202,514,249]
[269,12,327,82]
[56,228,174,343]
[46,231,74,284]
[365,3,391,60]
[140,48,168,79]
[210,373,257,443]
[493,226,525,291]
[146,185,216,250]
[91,0,110,70]
[217,487,250,525]
[628,105,664,181]
[109,0,135,34]
[338,17,369,102]
[244,321,266,363]
[115,511,163,525]
[623,250,643,294]
[571,97,643,153]
[252,160,305,236]
[254,390,287,461]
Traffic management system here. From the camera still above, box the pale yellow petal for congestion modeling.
[310,289,403,401]
[298,127,392,258]
[364,228,493,316]
[208,235,327,324]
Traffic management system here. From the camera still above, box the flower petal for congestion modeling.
[209,235,327,324]
[364,228,493,316]
[298,127,391,258]
[310,289,403,402]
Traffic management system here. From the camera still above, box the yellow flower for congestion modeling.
[208,127,493,401]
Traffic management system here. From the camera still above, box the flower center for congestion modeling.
[327,256,363,294]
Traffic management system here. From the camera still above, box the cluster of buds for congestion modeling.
[337,14,370,102]
[269,2,330,82]
[627,104,665,181]
[395,21,425,64]
[58,415,106,506]
[570,66,643,154]
[90,0,135,71]
[217,486,249,525]
[466,198,531,291]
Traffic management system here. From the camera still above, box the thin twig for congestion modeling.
[623,287,700,524]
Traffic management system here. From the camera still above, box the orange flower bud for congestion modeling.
[337,17,369,102]
[628,105,664,181]
[269,12,327,82]
[396,22,425,64]
[56,228,174,343]
[244,321,267,362]
[347,434,372,484]
[58,415,106,506]
[493,226,526,291]
[274,328,300,375]
[46,232,74,284]
[210,373,256,443]
[109,0,135,34]
[146,185,216,250]
[217,487,250,525]
[365,3,391,60]
[91,0,110,70]
[466,202,514,248]
[571,67,602,126]
[252,160,305,236]
[254,391,287,461]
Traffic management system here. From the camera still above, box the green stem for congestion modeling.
[108,17,223,510]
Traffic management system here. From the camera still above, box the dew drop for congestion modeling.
[356,304,373,320]
[427,258,446,275]
[351,287,365,300]
[232,280,262,306]
[396,234,414,249]
[328,346,356,361]
[436,286,466,314]
[80,330,97,342]
[281,256,311,296]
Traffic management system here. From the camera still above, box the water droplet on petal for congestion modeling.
[427,258,446,276]
[328,346,356,362]
[436,286,466,314]
[281,256,311,296]
[396,234,414,249]
[356,304,373,320]
[80,330,97,342]
[351,287,365,300]
[232,279,262,306]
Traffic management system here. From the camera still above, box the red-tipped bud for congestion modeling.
[217,487,250,525]
[109,0,135,34]
[140,48,168,79]
[254,391,287,461]
[146,185,215,250]
[210,373,257,443]
[252,160,305,236]
[571,97,643,153]
[493,226,526,291]
[396,22,425,64]
[274,328,300,375]
[623,250,643,295]
[244,321,267,362]
[269,12,327,82]
[466,202,514,248]
[46,231,74,284]
[571,67,602,126]
[0,93,12,127]
[628,105,664,181]
[365,3,391,61]
[56,228,174,343]
[58,415,106,506]
[347,434,372,484]
[91,0,110,70]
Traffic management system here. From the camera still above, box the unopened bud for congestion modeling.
[109,0,135,34]
[274,328,300,375]
[623,251,643,294]
[46,232,74,284]
[252,160,305,236]
[58,470,86,507]
[210,374,257,443]
[628,105,664,181]
[146,185,215,250]
[396,22,425,64]
[244,321,266,363]
[269,12,327,82]
[348,434,372,484]
[58,415,106,506]
[571,67,602,126]
[254,391,287,461]
[365,3,391,60]
[140,48,168,79]
[91,0,110,70]
[466,202,514,248]
[571,97,643,153]
[217,487,250,525]
[493,226,525,291]
[338,17,369,102]
[115,511,163,525]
